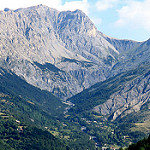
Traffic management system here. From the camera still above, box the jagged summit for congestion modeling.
[0,5,116,99]
[0,5,149,100]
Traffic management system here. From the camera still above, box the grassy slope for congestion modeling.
[66,62,150,148]
[0,68,95,150]
[0,67,66,117]
[0,114,69,150]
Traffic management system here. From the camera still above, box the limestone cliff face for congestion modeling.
[104,36,150,78]
[103,35,140,54]
[94,68,150,120]
[54,10,119,65]
[0,5,120,100]
[0,4,149,104]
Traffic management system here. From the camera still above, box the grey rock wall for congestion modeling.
[94,70,150,120]
[0,5,119,100]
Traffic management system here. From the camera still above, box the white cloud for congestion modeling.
[96,0,119,11]
[90,17,102,26]
[42,0,62,9]
[116,0,150,31]
[58,0,89,14]
[0,0,62,10]
[0,0,89,14]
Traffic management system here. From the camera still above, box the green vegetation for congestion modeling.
[61,57,94,67]
[66,62,150,148]
[1,62,149,149]
[124,135,150,150]
[0,93,94,149]
[0,68,95,150]
[0,116,69,150]
[0,67,65,117]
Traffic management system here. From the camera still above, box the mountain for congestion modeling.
[103,35,141,54]
[94,62,150,121]
[104,36,150,77]
[67,62,150,148]
[0,5,121,100]
[0,4,150,149]
[0,5,149,100]
[68,62,150,120]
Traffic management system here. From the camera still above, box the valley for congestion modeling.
[0,5,150,150]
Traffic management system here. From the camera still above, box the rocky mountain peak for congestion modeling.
[56,8,96,36]
[0,5,147,101]
[0,5,116,99]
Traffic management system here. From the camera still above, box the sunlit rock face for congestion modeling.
[1,5,148,101]
[0,5,120,100]
[94,68,150,120]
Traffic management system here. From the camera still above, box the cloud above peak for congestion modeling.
[58,0,89,14]
[96,0,119,11]
[116,0,150,31]
[0,0,89,14]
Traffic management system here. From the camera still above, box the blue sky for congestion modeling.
[0,0,150,41]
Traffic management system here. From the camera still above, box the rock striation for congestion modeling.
[0,4,149,103]
[0,5,120,100]
[94,66,150,120]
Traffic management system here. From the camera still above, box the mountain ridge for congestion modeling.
[0,5,121,100]
[68,62,150,120]
[0,5,150,149]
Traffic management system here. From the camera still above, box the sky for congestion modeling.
[0,0,150,41]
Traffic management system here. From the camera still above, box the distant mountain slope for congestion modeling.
[68,62,150,121]
[94,63,150,120]
[0,67,65,116]
[103,35,141,54]
[104,36,150,77]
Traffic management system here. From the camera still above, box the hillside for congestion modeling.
[68,62,150,117]
[125,135,150,150]
[0,70,69,150]
[67,62,150,148]
[0,4,150,149]
[0,67,65,117]
[0,67,95,150]
[0,110,69,150]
